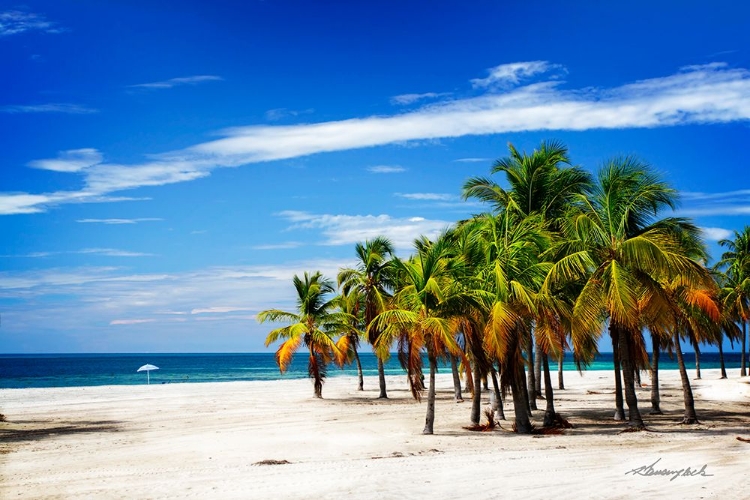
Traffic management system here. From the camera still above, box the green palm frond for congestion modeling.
[257,309,301,324]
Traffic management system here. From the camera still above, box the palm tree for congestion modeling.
[468,212,552,433]
[332,289,367,390]
[546,157,707,428]
[645,272,720,424]
[338,237,396,397]
[463,140,592,417]
[258,271,352,398]
[372,235,466,434]
[717,227,750,377]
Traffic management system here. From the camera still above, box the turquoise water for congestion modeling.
[0,352,743,389]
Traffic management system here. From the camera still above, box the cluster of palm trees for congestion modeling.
[258,140,749,434]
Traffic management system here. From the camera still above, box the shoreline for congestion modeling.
[2,368,749,499]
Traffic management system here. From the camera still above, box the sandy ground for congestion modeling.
[1,368,749,499]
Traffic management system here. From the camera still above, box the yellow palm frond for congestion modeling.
[275,335,303,373]
[333,335,353,367]
[483,301,518,359]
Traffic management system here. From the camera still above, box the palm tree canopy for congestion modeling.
[545,157,707,342]
[462,140,592,221]
[258,271,353,373]
[338,236,396,343]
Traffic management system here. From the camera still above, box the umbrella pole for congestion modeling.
[147,371,150,385]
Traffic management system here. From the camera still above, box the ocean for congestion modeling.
[0,352,744,389]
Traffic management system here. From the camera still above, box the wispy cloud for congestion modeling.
[277,210,451,249]
[251,242,303,250]
[0,10,64,37]
[110,318,155,326]
[190,306,253,314]
[29,149,102,172]
[470,61,563,88]
[0,260,349,350]
[678,189,750,217]
[454,157,492,163]
[9,248,154,258]
[265,108,314,121]
[128,75,223,90]
[77,218,162,224]
[4,62,750,215]
[1,103,97,114]
[700,227,733,241]
[395,192,457,201]
[391,92,451,105]
[367,165,406,174]
[78,248,154,257]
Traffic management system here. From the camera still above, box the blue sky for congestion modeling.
[1,1,749,353]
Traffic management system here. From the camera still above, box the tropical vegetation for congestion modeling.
[258,141,747,434]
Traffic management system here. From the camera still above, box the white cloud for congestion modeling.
[128,75,223,90]
[277,210,451,249]
[4,62,750,215]
[190,306,254,314]
[1,103,97,114]
[265,108,314,121]
[28,149,103,173]
[110,319,155,326]
[470,61,561,88]
[391,92,450,105]
[193,314,256,322]
[78,248,154,257]
[678,189,750,217]
[0,193,52,214]
[454,157,492,163]
[700,227,733,241]
[395,193,456,201]
[9,248,154,258]
[77,218,162,224]
[251,242,302,250]
[367,165,406,174]
[0,260,350,350]
[0,10,62,36]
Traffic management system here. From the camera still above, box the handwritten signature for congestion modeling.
[625,458,713,481]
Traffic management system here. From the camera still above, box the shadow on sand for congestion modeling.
[0,418,122,451]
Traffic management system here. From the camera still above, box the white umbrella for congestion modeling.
[137,364,159,384]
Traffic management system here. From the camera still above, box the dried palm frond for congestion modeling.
[463,407,498,432]
[253,459,291,466]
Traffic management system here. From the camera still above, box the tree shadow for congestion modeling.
[0,418,122,447]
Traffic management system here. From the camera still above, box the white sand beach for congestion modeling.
[1,368,749,499]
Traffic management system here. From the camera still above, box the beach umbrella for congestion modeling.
[137,364,159,384]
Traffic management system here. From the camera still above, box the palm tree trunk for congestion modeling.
[718,337,727,379]
[521,367,532,416]
[309,350,323,398]
[650,334,662,414]
[674,331,698,424]
[542,353,556,427]
[511,358,533,433]
[694,342,701,380]
[558,351,565,390]
[634,367,642,388]
[526,332,538,410]
[423,352,438,435]
[534,341,543,396]
[470,360,482,425]
[610,325,625,421]
[450,355,463,402]
[618,325,644,428]
[742,321,747,377]
[490,365,505,420]
[377,357,388,398]
[353,343,364,391]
